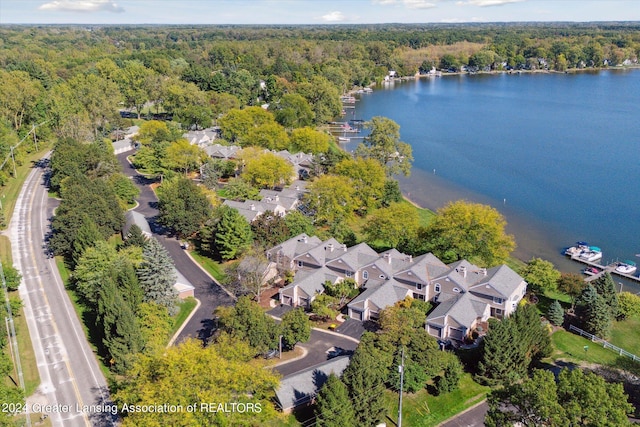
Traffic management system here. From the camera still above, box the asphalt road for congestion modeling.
[274,329,359,377]
[10,158,115,427]
[439,401,488,427]
[116,152,235,343]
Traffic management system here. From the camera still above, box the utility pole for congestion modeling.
[398,345,405,427]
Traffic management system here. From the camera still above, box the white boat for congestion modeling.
[615,260,637,275]
[564,241,589,257]
[578,246,602,262]
[337,137,350,143]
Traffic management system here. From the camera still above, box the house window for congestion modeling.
[413,293,425,300]
[493,297,503,304]
[434,283,441,293]
[416,283,422,290]
[363,270,369,280]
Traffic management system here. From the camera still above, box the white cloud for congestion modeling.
[457,0,524,6]
[373,0,435,7]
[321,11,346,22]
[38,0,124,13]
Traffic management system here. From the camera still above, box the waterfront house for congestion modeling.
[267,234,527,342]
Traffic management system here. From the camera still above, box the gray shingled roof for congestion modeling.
[266,233,322,263]
[297,238,343,267]
[222,200,264,223]
[469,265,525,298]
[394,252,449,284]
[124,210,152,237]
[325,242,378,272]
[427,292,488,329]
[275,356,351,412]
[281,267,338,299]
[348,279,410,312]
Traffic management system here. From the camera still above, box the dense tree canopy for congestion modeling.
[423,200,515,266]
[157,177,211,237]
[355,117,413,177]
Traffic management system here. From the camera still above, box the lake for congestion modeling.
[344,69,640,287]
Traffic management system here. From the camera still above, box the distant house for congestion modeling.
[173,267,195,300]
[183,127,220,147]
[204,143,240,160]
[275,356,350,414]
[267,234,527,342]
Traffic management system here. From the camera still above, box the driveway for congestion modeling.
[274,328,359,377]
[117,152,235,343]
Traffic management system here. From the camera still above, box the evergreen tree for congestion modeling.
[592,272,618,317]
[547,300,565,326]
[575,283,612,337]
[280,308,311,350]
[137,238,179,316]
[213,205,253,260]
[157,177,211,237]
[315,374,356,427]
[476,318,523,386]
[250,211,290,248]
[123,224,148,248]
[71,215,104,265]
[97,276,144,373]
[342,333,389,427]
[435,355,463,395]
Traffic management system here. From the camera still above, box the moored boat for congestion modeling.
[615,260,637,275]
[578,246,602,262]
[564,241,590,257]
[582,266,601,276]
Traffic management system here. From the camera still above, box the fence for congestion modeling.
[568,324,640,362]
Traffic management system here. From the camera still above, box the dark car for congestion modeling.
[327,347,350,359]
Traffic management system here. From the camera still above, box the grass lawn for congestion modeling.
[169,297,198,338]
[609,316,640,357]
[0,236,42,399]
[188,249,227,282]
[384,373,489,427]
[550,329,640,376]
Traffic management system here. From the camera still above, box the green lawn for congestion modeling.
[188,250,227,282]
[384,373,489,427]
[609,316,640,357]
[550,329,640,376]
[170,297,198,338]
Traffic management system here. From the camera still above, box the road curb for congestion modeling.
[271,345,309,368]
[435,398,487,427]
[269,314,361,344]
[182,249,237,300]
[167,298,201,347]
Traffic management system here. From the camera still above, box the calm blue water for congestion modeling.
[346,69,640,282]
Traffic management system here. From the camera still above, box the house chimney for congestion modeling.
[302,235,308,243]
[250,203,256,211]
[408,255,413,263]
[482,268,487,276]
[460,266,467,278]
[343,244,347,252]
[328,243,334,252]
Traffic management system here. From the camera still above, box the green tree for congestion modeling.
[575,284,612,338]
[333,158,386,213]
[283,211,315,238]
[342,333,389,427]
[250,211,291,248]
[245,121,289,150]
[280,307,311,350]
[221,177,261,201]
[520,258,561,294]
[2,264,21,292]
[423,200,515,266]
[363,203,420,248]
[557,272,586,307]
[123,224,149,248]
[137,302,173,355]
[289,127,331,154]
[137,238,179,316]
[116,60,155,119]
[212,205,254,260]
[591,272,618,317]
[381,179,403,207]
[216,296,278,354]
[134,120,181,147]
[297,76,342,124]
[435,356,464,395]
[616,291,640,320]
[304,175,356,225]
[355,116,413,177]
[242,151,294,189]
[269,93,314,129]
[547,300,565,326]
[217,106,273,143]
[557,368,633,426]
[107,172,140,209]
[315,374,356,427]
[165,138,207,175]
[114,339,280,426]
[157,177,211,238]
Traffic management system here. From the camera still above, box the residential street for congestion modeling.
[116,152,235,343]
[10,158,115,427]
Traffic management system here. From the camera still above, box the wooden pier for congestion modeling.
[567,254,640,283]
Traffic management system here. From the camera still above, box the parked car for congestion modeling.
[327,347,350,359]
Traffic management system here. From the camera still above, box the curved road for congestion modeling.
[116,152,235,343]
[10,159,114,427]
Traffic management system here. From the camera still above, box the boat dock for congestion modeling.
[567,254,640,283]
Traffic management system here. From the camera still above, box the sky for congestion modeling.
[1,0,639,25]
